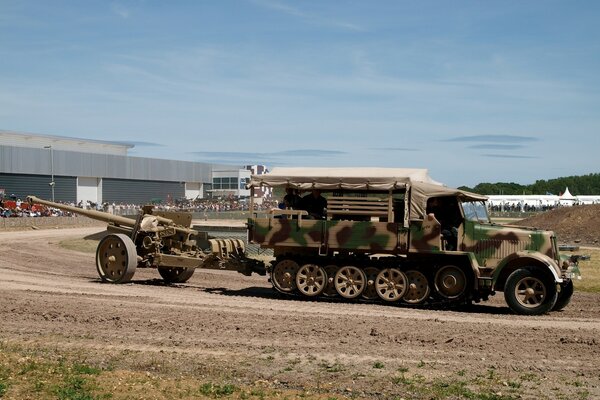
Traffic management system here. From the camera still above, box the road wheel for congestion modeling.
[334,266,366,299]
[552,280,574,311]
[504,268,558,315]
[434,265,467,299]
[158,267,195,283]
[403,270,430,304]
[271,259,299,293]
[296,263,327,297]
[375,268,408,302]
[362,267,380,300]
[96,233,137,283]
[323,265,339,297]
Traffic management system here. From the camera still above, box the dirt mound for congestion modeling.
[514,204,600,246]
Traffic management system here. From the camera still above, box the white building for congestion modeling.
[487,187,600,211]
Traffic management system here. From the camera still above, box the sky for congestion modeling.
[1,1,599,188]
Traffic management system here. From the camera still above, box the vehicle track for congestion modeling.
[1,227,600,398]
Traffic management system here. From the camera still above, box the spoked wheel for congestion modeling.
[504,268,557,315]
[434,265,467,299]
[403,270,430,304]
[362,267,380,300]
[271,259,299,293]
[375,268,408,302]
[323,265,339,297]
[96,233,137,283]
[158,267,195,283]
[334,266,366,299]
[296,264,327,297]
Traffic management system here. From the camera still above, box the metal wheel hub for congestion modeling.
[271,259,299,293]
[434,265,467,299]
[375,268,408,302]
[515,277,546,308]
[361,267,380,300]
[96,233,137,284]
[296,263,326,297]
[334,266,366,299]
[323,265,339,297]
[403,270,430,304]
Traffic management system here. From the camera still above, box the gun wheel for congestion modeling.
[296,264,327,297]
[96,233,137,283]
[323,265,339,297]
[271,259,299,293]
[362,267,380,300]
[434,265,467,299]
[158,267,195,283]
[403,270,430,304]
[375,268,408,302]
[334,266,366,299]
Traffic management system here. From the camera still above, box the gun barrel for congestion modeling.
[27,195,136,227]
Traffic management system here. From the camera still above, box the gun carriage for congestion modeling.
[27,195,265,284]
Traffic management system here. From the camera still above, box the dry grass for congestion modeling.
[59,238,98,254]
[571,247,600,293]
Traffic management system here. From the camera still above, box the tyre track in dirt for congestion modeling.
[1,227,600,398]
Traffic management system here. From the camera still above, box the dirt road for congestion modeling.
[1,227,599,399]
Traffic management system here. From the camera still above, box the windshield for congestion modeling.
[461,201,490,223]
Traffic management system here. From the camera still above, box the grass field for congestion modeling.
[571,247,600,293]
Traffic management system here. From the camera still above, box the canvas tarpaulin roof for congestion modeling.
[248,167,443,191]
[248,167,487,219]
[410,181,488,219]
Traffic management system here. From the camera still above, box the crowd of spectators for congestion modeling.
[488,203,560,213]
[0,198,79,218]
[6,192,598,220]
[1,195,280,218]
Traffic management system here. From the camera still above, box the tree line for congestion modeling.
[458,173,600,195]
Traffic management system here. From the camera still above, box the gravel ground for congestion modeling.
[1,226,599,399]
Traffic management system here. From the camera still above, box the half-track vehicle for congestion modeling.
[27,196,265,283]
[246,167,580,315]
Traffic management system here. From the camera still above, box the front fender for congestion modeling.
[492,251,563,285]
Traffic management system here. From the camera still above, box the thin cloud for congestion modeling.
[251,0,365,32]
[273,149,345,157]
[190,149,346,165]
[482,154,538,159]
[110,3,130,19]
[191,149,345,159]
[370,147,419,152]
[469,144,524,150]
[191,151,266,159]
[447,135,539,143]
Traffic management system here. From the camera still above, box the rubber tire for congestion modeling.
[158,267,195,283]
[504,268,558,316]
[552,280,574,311]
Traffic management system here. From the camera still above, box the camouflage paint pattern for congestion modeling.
[248,199,572,293]
[249,218,409,253]
[460,220,557,268]
[408,214,443,252]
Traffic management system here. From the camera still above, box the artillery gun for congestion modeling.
[27,196,265,284]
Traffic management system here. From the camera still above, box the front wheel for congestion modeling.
[552,280,574,311]
[504,268,558,315]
